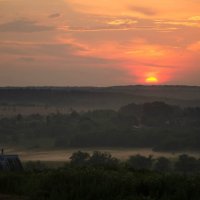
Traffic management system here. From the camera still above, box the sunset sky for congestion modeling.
[0,0,200,86]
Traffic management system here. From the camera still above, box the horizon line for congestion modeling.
[0,84,200,89]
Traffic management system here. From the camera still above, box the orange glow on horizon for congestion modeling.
[0,0,199,86]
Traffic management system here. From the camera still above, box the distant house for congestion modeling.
[0,149,23,171]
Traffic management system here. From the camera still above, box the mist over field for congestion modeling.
[1,0,200,198]
[2,88,200,199]
[1,85,200,156]
[1,85,200,117]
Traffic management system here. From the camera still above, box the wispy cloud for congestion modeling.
[0,41,84,58]
[155,19,200,28]
[18,57,36,62]
[129,6,157,16]
[48,13,61,18]
[58,17,179,33]
[188,16,200,21]
[107,19,138,25]
[0,20,54,32]
[0,0,200,85]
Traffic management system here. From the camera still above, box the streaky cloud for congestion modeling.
[0,20,54,32]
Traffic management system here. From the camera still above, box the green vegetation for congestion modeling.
[2,86,200,199]
[68,151,200,173]
[1,101,200,151]
[1,86,200,109]
[1,152,200,200]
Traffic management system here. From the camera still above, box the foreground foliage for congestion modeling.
[2,152,200,200]
[1,166,200,200]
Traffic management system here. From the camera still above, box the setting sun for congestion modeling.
[145,76,158,83]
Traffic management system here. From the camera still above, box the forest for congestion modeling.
[1,151,200,200]
[1,88,200,199]
[1,101,200,151]
[1,86,200,108]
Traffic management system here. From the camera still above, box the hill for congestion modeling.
[0,85,200,116]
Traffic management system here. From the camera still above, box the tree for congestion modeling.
[154,157,171,172]
[70,151,90,166]
[89,151,119,168]
[142,102,177,126]
[175,154,200,173]
[118,103,141,126]
[127,155,153,170]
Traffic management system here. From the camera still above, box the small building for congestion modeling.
[0,149,23,171]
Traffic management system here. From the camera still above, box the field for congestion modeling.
[0,105,72,117]
[6,148,200,162]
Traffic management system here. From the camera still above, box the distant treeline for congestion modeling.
[1,101,200,151]
[24,151,200,174]
[0,87,140,109]
[2,152,200,200]
[1,86,200,108]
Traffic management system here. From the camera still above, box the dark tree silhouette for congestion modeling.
[175,154,200,173]
[127,155,153,170]
[154,157,171,172]
[70,151,90,166]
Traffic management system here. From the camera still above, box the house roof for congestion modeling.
[0,154,23,171]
